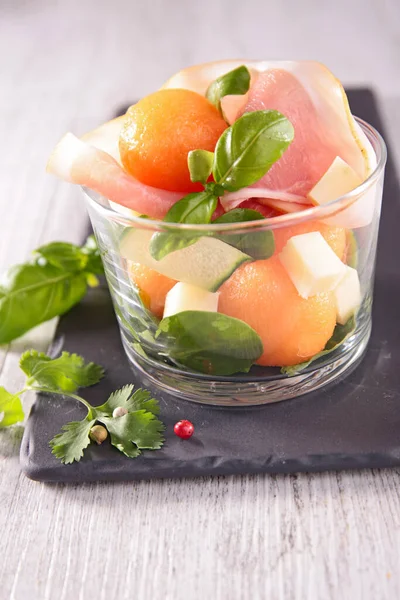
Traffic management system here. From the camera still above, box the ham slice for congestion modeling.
[237,66,369,198]
[46,133,182,219]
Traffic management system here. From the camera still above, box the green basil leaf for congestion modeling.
[188,150,214,184]
[35,235,103,275]
[0,263,88,344]
[281,316,357,376]
[213,110,294,192]
[163,190,218,224]
[156,311,263,375]
[149,191,217,261]
[35,242,88,272]
[206,65,251,114]
[213,208,275,259]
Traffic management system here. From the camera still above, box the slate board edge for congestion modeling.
[19,439,400,483]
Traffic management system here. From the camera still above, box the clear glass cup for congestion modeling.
[84,118,386,406]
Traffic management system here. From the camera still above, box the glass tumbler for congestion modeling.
[84,118,386,406]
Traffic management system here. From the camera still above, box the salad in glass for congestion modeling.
[47,60,386,405]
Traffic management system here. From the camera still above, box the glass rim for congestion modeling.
[83,117,387,234]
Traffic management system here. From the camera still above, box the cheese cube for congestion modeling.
[308,156,362,206]
[307,156,375,229]
[279,232,346,298]
[163,282,219,318]
[333,266,361,324]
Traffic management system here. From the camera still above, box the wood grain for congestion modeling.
[0,1,399,598]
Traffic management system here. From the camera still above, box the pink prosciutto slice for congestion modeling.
[237,67,367,198]
[222,64,372,211]
[221,187,308,211]
[256,197,310,214]
[238,199,280,218]
[46,133,182,219]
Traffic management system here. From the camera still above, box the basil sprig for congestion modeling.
[0,236,103,344]
[149,109,294,261]
[206,65,251,116]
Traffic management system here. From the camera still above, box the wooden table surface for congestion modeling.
[1,1,399,598]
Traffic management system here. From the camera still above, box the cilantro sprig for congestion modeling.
[0,349,164,464]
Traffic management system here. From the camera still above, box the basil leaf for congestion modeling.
[163,190,218,224]
[156,311,263,375]
[213,110,294,192]
[206,65,251,114]
[35,235,103,275]
[213,208,275,259]
[0,236,104,344]
[149,191,217,261]
[0,263,88,344]
[35,242,89,272]
[188,150,214,184]
[281,316,357,376]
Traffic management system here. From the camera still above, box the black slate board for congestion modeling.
[20,89,400,482]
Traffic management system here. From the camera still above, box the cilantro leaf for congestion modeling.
[20,350,104,393]
[49,418,95,464]
[0,387,24,428]
[127,389,160,415]
[48,386,163,463]
[99,411,165,458]
[96,384,160,416]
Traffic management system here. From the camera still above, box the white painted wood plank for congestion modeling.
[0,1,399,599]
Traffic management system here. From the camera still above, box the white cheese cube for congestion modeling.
[308,156,362,206]
[279,232,346,298]
[333,266,361,324]
[163,282,219,318]
[307,156,375,229]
